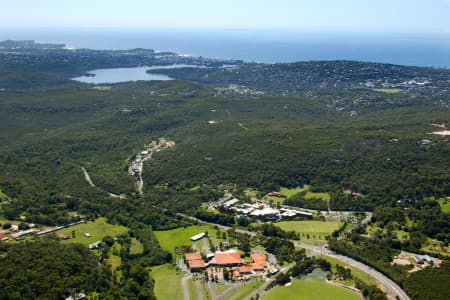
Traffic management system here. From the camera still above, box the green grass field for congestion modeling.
[318,256,377,286]
[244,189,259,198]
[187,278,198,300]
[304,191,331,201]
[216,282,228,295]
[150,264,184,300]
[154,225,214,256]
[106,243,122,281]
[276,220,342,239]
[263,279,362,300]
[58,217,129,245]
[261,186,331,204]
[130,237,144,255]
[281,186,308,198]
[373,88,402,94]
[438,198,450,213]
[276,221,341,245]
[224,279,263,300]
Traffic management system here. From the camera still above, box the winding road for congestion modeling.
[81,167,126,199]
[177,213,410,300]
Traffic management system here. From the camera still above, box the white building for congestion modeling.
[190,232,207,241]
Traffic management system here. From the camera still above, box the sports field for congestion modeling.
[276,220,342,238]
[263,279,362,300]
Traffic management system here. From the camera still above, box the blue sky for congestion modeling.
[2,0,449,32]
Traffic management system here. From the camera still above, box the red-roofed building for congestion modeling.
[238,266,253,275]
[214,251,243,267]
[185,252,202,262]
[251,253,266,271]
[188,259,206,271]
[185,252,206,272]
[251,253,266,264]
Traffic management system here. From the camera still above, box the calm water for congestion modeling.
[1,28,450,67]
[72,65,196,84]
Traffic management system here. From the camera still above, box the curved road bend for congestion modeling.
[177,213,410,300]
[293,242,410,300]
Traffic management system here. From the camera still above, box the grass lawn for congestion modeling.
[281,185,330,201]
[187,278,198,300]
[90,86,112,91]
[267,186,311,204]
[107,243,122,269]
[201,281,212,300]
[154,225,214,256]
[244,188,258,198]
[304,191,331,201]
[189,185,201,191]
[373,88,402,94]
[438,198,450,213]
[276,220,342,239]
[106,243,122,281]
[318,256,377,286]
[263,279,361,300]
[150,264,184,300]
[216,282,228,295]
[58,217,129,246]
[280,186,308,198]
[224,279,263,300]
[130,237,144,255]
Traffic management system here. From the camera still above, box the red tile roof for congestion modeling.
[188,259,206,269]
[239,266,253,274]
[252,263,265,270]
[214,251,243,265]
[251,253,266,264]
[251,253,266,270]
[185,252,202,261]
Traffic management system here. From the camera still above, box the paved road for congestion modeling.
[178,213,410,300]
[208,281,218,299]
[290,241,409,300]
[194,280,204,300]
[181,276,191,300]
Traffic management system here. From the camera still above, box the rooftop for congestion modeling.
[190,232,206,241]
[188,259,206,269]
[239,266,253,274]
[185,252,202,261]
[214,250,243,265]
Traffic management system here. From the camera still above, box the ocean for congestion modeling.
[1,28,449,68]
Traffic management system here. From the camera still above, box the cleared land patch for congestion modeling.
[263,279,362,300]
[130,237,144,255]
[438,198,450,213]
[267,185,331,204]
[276,220,342,243]
[58,217,128,245]
[150,264,184,300]
[154,225,214,256]
[373,88,402,94]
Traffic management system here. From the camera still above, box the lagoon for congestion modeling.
[72,64,196,84]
